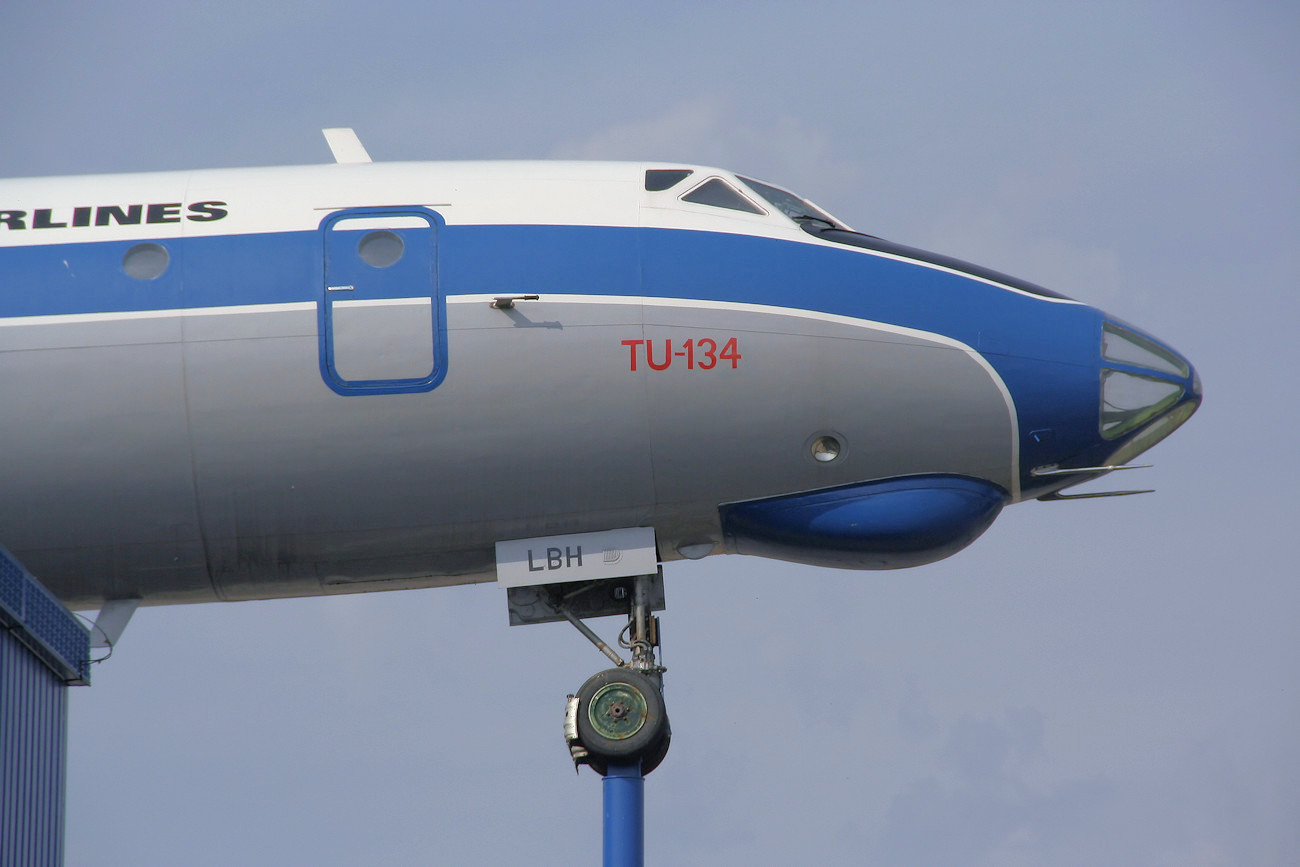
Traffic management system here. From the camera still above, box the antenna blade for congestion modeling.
[91,597,141,648]
[322,128,372,164]
[1038,489,1155,501]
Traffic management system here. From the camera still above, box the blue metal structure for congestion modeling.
[0,547,91,867]
[603,762,645,867]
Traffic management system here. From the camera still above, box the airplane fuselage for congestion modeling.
[0,160,1200,607]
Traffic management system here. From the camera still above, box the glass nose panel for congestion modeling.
[1101,369,1185,439]
[1102,323,1190,378]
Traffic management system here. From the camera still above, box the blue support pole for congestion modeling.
[602,761,644,867]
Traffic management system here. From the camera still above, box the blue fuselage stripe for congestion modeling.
[0,224,1103,475]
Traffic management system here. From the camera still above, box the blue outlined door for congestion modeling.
[320,208,446,395]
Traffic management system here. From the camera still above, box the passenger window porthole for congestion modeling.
[805,432,847,465]
[811,435,842,462]
[122,243,170,280]
[358,230,404,268]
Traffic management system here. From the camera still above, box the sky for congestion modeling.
[3,2,1297,864]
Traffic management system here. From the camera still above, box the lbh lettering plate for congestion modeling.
[495,527,659,588]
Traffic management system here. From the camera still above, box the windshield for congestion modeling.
[737,176,838,226]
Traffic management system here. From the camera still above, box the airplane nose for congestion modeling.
[1099,321,1200,465]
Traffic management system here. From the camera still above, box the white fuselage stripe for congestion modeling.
[0,302,316,326]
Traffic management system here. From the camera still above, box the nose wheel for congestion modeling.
[569,666,671,776]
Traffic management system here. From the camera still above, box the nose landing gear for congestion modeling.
[506,569,668,865]
[560,571,670,777]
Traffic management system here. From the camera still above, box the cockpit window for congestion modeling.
[645,169,694,191]
[680,178,766,214]
[737,176,837,226]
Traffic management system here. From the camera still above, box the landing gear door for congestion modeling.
[320,208,446,395]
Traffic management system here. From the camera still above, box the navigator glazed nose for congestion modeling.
[1096,320,1200,466]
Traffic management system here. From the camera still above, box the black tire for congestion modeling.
[638,720,671,776]
[587,718,671,777]
[575,668,668,763]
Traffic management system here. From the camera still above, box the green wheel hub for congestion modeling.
[587,682,649,740]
